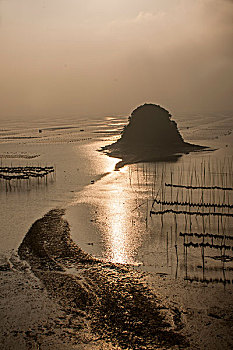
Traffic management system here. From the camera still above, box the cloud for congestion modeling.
[0,0,232,118]
[117,10,166,24]
[101,0,233,112]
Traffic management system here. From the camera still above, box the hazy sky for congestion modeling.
[0,0,233,119]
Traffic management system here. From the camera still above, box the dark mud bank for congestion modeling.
[18,209,187,349]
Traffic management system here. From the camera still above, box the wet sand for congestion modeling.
[15,209,187,349]
[1,208,232,349]
[0,113,233,349]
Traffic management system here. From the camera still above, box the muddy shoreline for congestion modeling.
[17,209,187,349]
[0,207,232,349]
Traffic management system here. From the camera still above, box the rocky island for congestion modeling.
[102,103,207,168]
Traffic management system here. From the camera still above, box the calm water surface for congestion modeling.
[1,113,233,287]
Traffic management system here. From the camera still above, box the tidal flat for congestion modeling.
[0,113,233,349]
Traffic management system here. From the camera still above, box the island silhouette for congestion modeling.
[102,103,207,168]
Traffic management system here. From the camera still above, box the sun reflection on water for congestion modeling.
[99,168,141,265]
[72,143,141,265]
[104,183,131,264]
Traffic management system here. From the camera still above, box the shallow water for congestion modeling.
[67,153,233,285]
[1,113,233,281]
[1,112,233,349]
[0,115,123,254]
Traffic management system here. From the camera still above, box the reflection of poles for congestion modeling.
[202,235,205,281]
[201,202,205,280]
[161,172,164,230]
[170,168,173,202]
[185,240,188,281]
[175,243,178,279]
[184,212,188,233]
[222,257,226,292]
[189,191,192,233]
[174,213,177,244]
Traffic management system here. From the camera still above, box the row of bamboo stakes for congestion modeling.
[179,232,233,240]
[128,157,233,284]
[183,241,233,251]
[152,198,232,209]
[0,165,55,191]
[150,209,233,217]
[165,183,233,191]
[0,166,54,180]
[185,276,233,285]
